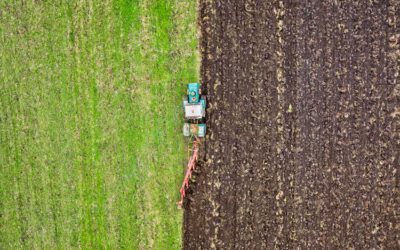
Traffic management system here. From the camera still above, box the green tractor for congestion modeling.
[183,83,206,137]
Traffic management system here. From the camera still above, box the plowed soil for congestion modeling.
[183,0,399,249]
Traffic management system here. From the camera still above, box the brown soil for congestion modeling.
[184,1,399,249]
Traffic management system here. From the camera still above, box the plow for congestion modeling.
[177,83,206,208]
[177,137,200,208]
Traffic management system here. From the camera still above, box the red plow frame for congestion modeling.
[177,137,200,208]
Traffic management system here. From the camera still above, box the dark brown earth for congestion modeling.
[184,0,399,249]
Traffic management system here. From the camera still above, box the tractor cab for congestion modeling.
[183,83,206,137]
[183,83,206,120]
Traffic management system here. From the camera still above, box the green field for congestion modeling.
[0,1,198,248]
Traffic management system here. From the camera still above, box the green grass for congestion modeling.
[0,0,198,248]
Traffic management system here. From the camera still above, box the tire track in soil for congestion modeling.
[184,1,399,249]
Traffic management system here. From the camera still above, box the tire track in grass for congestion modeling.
[98,1,144,246]
[48,3,80,247]
[26,4,55,247]
[75,1,109,246]
[69,1,97,246]
[0,5,23,246]
[136,0,183,248]
[62,3,84,247]
[86,1,108,246]
[148,1,175,247]
[0,42,24,249]
[106,0,142,247]
[27,3,71,247]
[95,1,127,247]
[2,4,37,247]
[133,1,155,247]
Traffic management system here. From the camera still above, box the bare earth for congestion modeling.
[183,0,399,249]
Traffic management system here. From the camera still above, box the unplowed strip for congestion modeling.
[184,1,399,249]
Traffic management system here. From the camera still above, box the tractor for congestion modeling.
[178,83,206,208]
[183,83,206,137]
